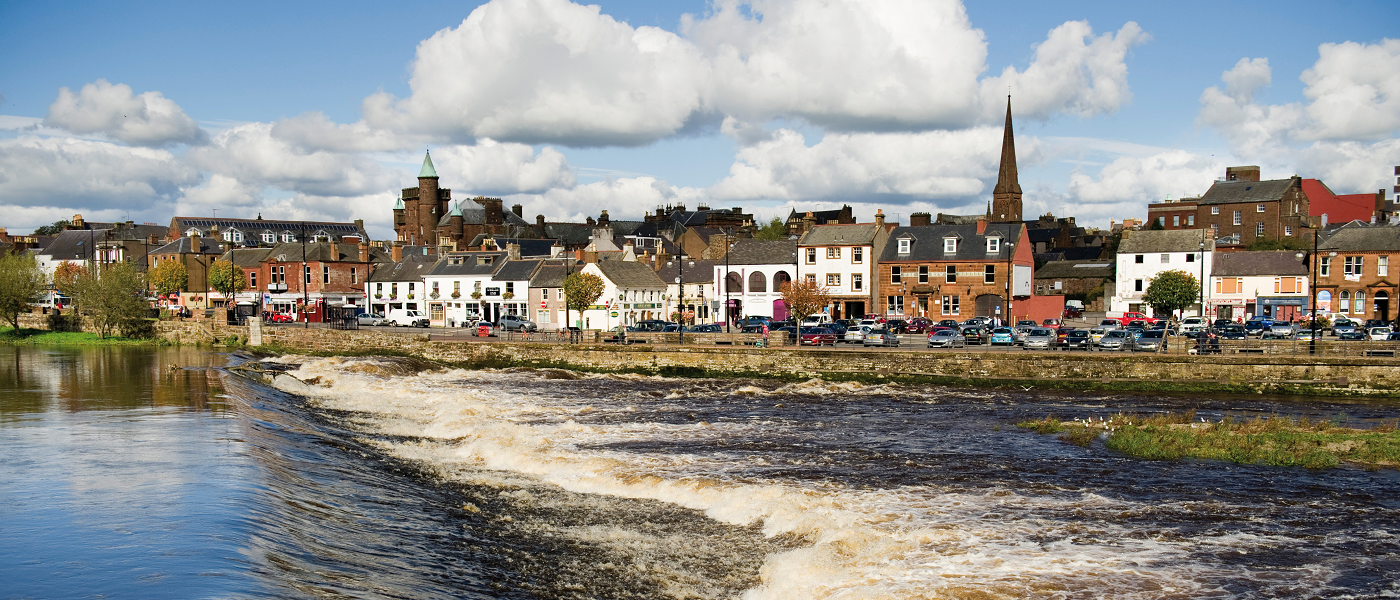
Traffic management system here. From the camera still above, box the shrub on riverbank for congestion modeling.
[1018,412,1400,469]
[0,327,165,346]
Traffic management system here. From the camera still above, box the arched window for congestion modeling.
[727,272,743,294]
[1339,290,1351,313]
[748,272,767,293]
[1318,290,1332,313]
[773,271,791,291]
[1355,291,1365,315]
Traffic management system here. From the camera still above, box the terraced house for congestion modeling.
[1314,222,1400,323]
[796,212,892,320]
[876,216,1031,320]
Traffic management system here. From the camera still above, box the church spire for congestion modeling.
[993,96,1020,196]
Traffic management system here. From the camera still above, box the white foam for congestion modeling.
[268,357,1345,599]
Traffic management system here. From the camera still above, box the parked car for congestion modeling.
[266,312,295,323]
[1330,318,1358,337]
[686,323,723,332]
[1023,328,1056,350]
[801,315,834,328]
[1179,316,1206,333]
[884,319,909,334]
[1089,327,1112,344]
[1364,319,1388,329]
[989,327,1015,346]
[741,316,775,328]
[1368,326,1393,341]
[1098,319,1122,329]
[1212,319,1234,329]
[844,325,871,344]
[387,309,429,327]
[773,326,799,343]
[1338,330,1368,341]
[961,326,988,345]
[799,327,838,346]
[1134,329,1167,351]
[1095,329,1135,351]
[926,329,966,348]
[1119,312,1157,325]
[1261,323,1295,340]
[1063,329,1091,350]
[1063,305,1083,319]
[1244,318,1275,337]
[1294,329,1317,341]
[1217,324,1247,340]
[1388,332,1400,341]
[498,314,538,332]
[905,318,933,334]
[474,321,496,337]
[628,319,671,332]
[863,328,901,347]
[1124,326,1145,340]
[356,312,388,326]
[936,319,960,330]
[1016,320,1038,328]
[1042,318,1063,328]
[962,317,991,328]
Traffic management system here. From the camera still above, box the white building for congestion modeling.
[363,250,435,317]
[1110,229,1216,317]
[578,259,668,330]
[1208,251,1310,322]
[657,258,717,324]
[421,251,508,326]
[713,239,797,323]
[795,213,891,320]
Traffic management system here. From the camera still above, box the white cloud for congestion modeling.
[709,126,1015,203]
[1221,57,1271,102]
[0,136,198,210]
[1067,150,1225,205]
[505,177,707,223]
[177,174,263,211]
[1299,39,1400,141]
[43,79,205,147]
[270,112,426,153]
[185,122,397,198]
[430,140,576,195]
[980,20,1148,121]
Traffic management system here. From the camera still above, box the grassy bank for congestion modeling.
[0,327,166,346]
[1019,411,1400,469]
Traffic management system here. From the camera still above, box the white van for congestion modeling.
[800,314,833,327]
[387,309,429,327]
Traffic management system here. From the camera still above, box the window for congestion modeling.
[984,265,995,284]
[1257,203,1266,213]
[1285,226,1293,236]
[1380,256,1390,277]
[350,268,357,284]
[376,283,382,294]
[890,266,901,284]
[897,239,911,254]
[1321,257,1331,277]
[262,232,275,243]
[886,295,904,315]
[506,282,515,295]
[1186,253,1195,263]
[322,265,330,284]
[805,274,817,284]
[1233,211,1242,226]
[1134,254,1144,264]
[1053,280,1063,290]
[1215,278,1243,294]
[943,238,957,253]
[827,273,841,286]
[805,248,817,264]
[1339,290,1351,313]
[1256,222,1265,236]
[249,271,257,288]
[1157,216,1166,227]
[1356,291,1365,314]
[852,247,863,263]
[277,266,285,284]
[827,247,841,259]
[1135,279,1144,292]
[1275,277,1300,294]
[281,232,296,243]
[918,266,929,284]
[987,237,1000,253]
[1173,216,1180,227]
[851,273,863,291]
[1161,254,1170,264]
[1211,206,1221,215]
[1188,215,1195,226]
[1344,256,1362,276]
[942,295,960,315]
[1211,223,1219,232]
[541,288,549,300]
[946,265,957,283]
[305,265,311,284]
[392,283,398,297]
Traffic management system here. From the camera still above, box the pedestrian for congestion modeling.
[761,321,769,346]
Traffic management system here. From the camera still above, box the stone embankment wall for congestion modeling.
[14,313,1400,396]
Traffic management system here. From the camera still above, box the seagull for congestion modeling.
[1020,385,1034,391]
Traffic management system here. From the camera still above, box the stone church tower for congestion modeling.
[393,151,452,245]
[989,97,1022,223]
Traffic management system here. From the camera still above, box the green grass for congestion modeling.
[0,327,165,346]
[1019,411,1400,469]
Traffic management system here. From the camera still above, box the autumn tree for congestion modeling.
[1143,270,1200,321]
[780,278,831,329]
[0,253,46,330]
[53,261,87,299]
[207,260,246,299]
[71,262,148,338]
[562,272,605,329]
[149,260,189,297]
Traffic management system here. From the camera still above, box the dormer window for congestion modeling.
[262,232,275,243]
[943,238,958,253]
[986,237,1000,253]
[477,256,493,265]
[897,238,911,254]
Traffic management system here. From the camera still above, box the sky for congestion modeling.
[1,0,1397,240]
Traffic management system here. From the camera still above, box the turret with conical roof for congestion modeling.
[419,150,438,178]
[991,96,1022,223]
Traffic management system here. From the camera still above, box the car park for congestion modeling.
[1338,330,1368,341]
[926,329,966,348]
[1063,329,1091,350]
[1217,324,1247,340]
[800,327,838,346]
[1023,328,1055,350]
[1134,329,1167,351]
[1368,326,1393,341]
[863,328,900,347]
[498,314,538,332]
[989,327,1015,346]
[961,326,988,345]
[844,325,872,344]
[356,312,388,326]
[1096,329,1135,351]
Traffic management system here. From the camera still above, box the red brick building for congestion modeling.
[222,241,390,318]
[1313,223,1400,323]
[875,219,1032,321]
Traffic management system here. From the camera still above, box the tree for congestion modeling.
[1143,270,1200,321]
[53,261,87,298]
[755,217,787,240]
[780,278,831,326]
[0,253,46,330]
[207,260,246,298]
[1247,236,1306,251]
[32,220,71,236]
[561,272,605,329]
[149,260,189,297]
[71,262,148,338]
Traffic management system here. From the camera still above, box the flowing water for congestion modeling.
[2,347,1398,599]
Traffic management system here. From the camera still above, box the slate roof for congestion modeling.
[725,238,797,265]
[1212,251,1308,277]
[595,260,667,288]
[655,259,716,284]
[1118,229,1213,254]
[788,207,849,223]
[877,224,1023,262]
[1318,223,1400,252]
[466,235,560,257]
[241,242,380,264]
[151,236,222,255]
[1033,260,1115,279]
[530,263,570,288]
[83,222,170,240]
[799,223,881,246]
[221,248,273,268]
[367,254,436,283]
[425,252,508,277]
[1197,178,1298,206]
[36,230,103,261]
[492,260,542,282]
[170,216,367,240]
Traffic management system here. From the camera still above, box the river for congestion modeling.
[2,347,1397,599]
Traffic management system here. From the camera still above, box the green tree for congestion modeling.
[72,262,148,338]
[32,220,71,236]
[0,253,46,330]
[149,260,189,297]
[562,272,605,329]
[754,217,787,240]
[780,278,831,327]
[1142,270,1200,321]
[1247,236,1306,251]
[207,260,246,298]
[52,261,87,298]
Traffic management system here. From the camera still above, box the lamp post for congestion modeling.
[676,255,684,346]
[1004,239,1014,325]
[1199,229,1207,323]
[301,222,309,329]
[724,228,732,332]
[1310,229,1319,354]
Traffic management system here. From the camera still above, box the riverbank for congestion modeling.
[0,327,167,346]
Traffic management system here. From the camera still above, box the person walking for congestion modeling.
[760,321,769,347]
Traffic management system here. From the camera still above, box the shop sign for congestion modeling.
[485,287,501,296]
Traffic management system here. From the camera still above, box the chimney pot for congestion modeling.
[976,216,988,235]
[512,204,523,217]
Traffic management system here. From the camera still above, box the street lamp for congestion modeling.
[724,228,732,332]
[1310,229,1319,354]
[301,222,309,329]
[1004,239,1014,325]
[1199,229,1207,323]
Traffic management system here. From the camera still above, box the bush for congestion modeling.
[47,311,82,332]
[118,318,157,339]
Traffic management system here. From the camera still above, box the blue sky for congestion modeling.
[2,0,1397,238]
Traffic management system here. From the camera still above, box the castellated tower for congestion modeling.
[394,151,452,245]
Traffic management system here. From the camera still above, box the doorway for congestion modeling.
[974,294,1003,318]
[1375,291,1391,322]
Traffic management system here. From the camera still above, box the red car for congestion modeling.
[265,312,294,323]
[905,317,933,334]
[1120,312,1157,325]
[799,327,838,346]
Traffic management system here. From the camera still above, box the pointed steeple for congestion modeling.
[993,96,1021,196]
[448,201,462,217]
[394,196,405,210]
[419,150,438,178]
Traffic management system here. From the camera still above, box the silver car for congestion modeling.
[1369,326,1393,341]
[926,329,966,348]
[1022,328,1055,350]
[356,312,389,326]
[844,325,872,344]
[863,328,901,347]
[1261,323,1295,340]
[1095,329,1135,351]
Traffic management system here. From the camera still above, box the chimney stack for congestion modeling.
[507,243,521,261]
[512,204,523,217]
[391,240,403,262]
[976,215,988,235]
[358,240,370,263]
[598,210,609,225]
[910,212,931,227]
[874,209,886,228]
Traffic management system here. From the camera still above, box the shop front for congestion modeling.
[1258,296,1307,322]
